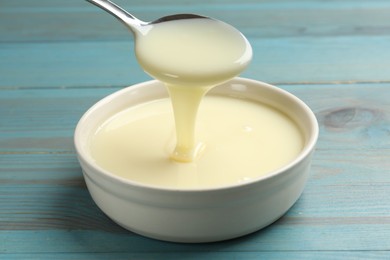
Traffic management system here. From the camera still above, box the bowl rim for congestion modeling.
[74,77,319,193]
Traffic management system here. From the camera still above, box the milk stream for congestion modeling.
[135,18,252,161]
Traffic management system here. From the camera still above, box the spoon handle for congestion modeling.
[86,0,146,31]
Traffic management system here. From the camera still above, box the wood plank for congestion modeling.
[0,41,148,89]
[0,88,115,152]
[1,0,390,42]
[0,223,390,253]
[1,252,390,260]
[1,152,389,224]
[2,35,390,88]
[0,148,389,221]
[1,84,388,152]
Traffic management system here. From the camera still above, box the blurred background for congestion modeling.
[2,0,390,88]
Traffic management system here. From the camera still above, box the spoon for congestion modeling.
[86,0,252,163]
[86,0,209,34]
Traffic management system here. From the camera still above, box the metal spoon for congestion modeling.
[86,0,209,35]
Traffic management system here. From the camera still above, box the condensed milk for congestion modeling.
[89,18,304,189]
[90,95,304,189]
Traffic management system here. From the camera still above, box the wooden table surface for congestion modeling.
[1,0,390,259]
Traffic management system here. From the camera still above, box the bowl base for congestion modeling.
[111,212,287,243]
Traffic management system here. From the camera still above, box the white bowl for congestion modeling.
[74,77,318,243]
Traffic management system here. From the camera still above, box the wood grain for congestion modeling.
[1,0,390,258]
[1,0,390,88]
[1,84,388,151]
[2,0,390,42]
[1,84,389,253]
[2,36,390,88]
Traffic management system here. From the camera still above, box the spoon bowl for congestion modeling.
[86,0,252,86]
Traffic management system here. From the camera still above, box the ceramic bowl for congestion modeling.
[74,77,318,243]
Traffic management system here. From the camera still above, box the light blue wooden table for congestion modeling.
[1,0,390,259]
